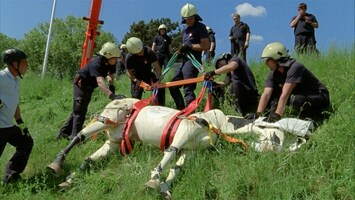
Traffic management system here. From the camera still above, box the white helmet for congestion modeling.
[181,3,197,18]
[99,42,121,59]
[126,37,143,54]
[261,42,289,60]
[158,24,167,31]
[120,44,127,50]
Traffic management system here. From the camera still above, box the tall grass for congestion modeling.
[0,47,354,199]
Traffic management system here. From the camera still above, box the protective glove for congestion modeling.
[204,71,216,80]
[244,41,249,48]
[179,44,192,54]
[16,119,30,136]
[132,79,143,91]
[263,113,281,123]
[244,112,262,120]
[109,85,115,94]
[109,93,126,100]
[0,99,3,108]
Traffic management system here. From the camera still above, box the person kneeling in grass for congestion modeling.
[245,42,330,122]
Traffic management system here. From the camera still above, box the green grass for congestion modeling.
[0,46,354,199]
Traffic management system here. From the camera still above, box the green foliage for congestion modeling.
[0,33,20,67]
[19,16,116,78]
[0,47,354,199]
[1,16,182,77]
[121,18,181,51]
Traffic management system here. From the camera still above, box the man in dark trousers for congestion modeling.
[56,42,125,140]
[204,26,216,63]
[125,37,165,105]
[204,53,259,115]
[290,3,320,55]
[0,49,33,184]
[245,42,329,122]
[115,44,128,76]
[152,24,172,69]
[169,3,209,110]
[229,13,250,62]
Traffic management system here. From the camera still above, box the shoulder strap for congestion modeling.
[160,81,213,150]
[121,93,157,156]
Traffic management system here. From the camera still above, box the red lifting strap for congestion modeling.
[160,84,212,150]
[120,95,156,156]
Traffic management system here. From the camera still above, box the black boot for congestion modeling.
[3,173,21,185]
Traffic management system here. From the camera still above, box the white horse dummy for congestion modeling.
[47,98,312,198]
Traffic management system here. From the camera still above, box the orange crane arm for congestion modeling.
[80,0,103,68]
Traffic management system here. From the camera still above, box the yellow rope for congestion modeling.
[208,124,213,145]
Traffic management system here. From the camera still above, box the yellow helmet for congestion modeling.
[126,37,143,54]
[99,42,121,59]
[158,24,167,31]
[181,3,197,18]
[120,44,127,50]
[261,42,289,60]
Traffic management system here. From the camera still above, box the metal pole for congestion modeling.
[41,0,57,79]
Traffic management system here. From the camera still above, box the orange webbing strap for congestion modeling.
[90,118,99,141]
[120,93,156,156]
[160,81,213,150]
[96,116,119,126]
[140,76,205,90]
[210,126,248,153]
[91,116,120,140]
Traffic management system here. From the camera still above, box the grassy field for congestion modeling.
[0,47,354,199]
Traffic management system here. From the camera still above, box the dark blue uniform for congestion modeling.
[291,13,319,54]
[153,34,171,69]
[116,51,126,76]
[229,22,250,61]
[227,56,258,115]
[265,59,329,119]
[125,46,165,105]
[58,56,116,139]
[205,30,216,61]
[169,21,209,110]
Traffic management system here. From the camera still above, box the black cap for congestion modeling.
[214,53,232,69]
[2,49,27,64]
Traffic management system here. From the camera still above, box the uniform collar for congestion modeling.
[278,59,296,67]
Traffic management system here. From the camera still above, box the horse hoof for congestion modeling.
[144,179,160,191]
[58,181,71,189]
[160,191,172,200]
[47,162,63,177]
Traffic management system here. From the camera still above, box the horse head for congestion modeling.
[100,98,139,124]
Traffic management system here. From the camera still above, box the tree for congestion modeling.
[121,18,182,52]
[0,33,20,66]
[20,16,116,78]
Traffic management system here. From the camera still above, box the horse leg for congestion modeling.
[58,140,119,189]
[47,134,85,176]
[160,153,187,199]
[145,121,194,192]
[144,145,179,191]
[47,121,109,176]
[79,140,118,172]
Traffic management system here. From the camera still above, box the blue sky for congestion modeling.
[1,0,354,61]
